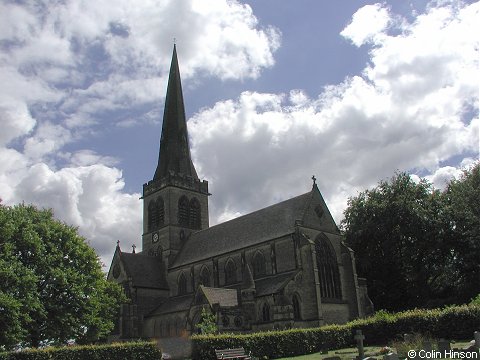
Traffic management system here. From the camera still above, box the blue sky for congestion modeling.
[0,0,478,267]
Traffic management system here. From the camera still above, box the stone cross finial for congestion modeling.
[132,244,136,253]
[354,329,365,360]
[312,175,316,185]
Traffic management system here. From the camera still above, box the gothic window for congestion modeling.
[156,197,165,226]
[292,294,301,320]
[224,259,237,285]
[175,317,181,336]
[178,196,189,226]
[315,235,342,299]
[199,266,211,287]
[252,251,266,279]
[178,272,187,295]
[148,197,164,230]
[189,197,201,229]
[154,320,161,337]
[166,321,171,337]
[222,315,230,327]
[262,303,270,322]
[148,200,156,231]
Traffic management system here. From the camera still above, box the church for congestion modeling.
[107,45,373,340]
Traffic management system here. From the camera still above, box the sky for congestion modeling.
[0,0,478,268]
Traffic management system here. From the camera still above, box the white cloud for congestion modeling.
[9,161,141,267]
[0,100,36,146]
[0,0,280,262]
[340,3,392,46]
[0,0,478,266]
[191,1,479,224]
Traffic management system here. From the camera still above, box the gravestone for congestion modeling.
[404,334,414,343]
[354,329,365,360]
[438,339,451,356]
[475,331,480,349]
[383,352,399,360]
[422,341,432,352]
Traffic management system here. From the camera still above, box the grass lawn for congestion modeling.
[277,346,383,360]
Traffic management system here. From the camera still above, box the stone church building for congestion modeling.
[107,46,373,340]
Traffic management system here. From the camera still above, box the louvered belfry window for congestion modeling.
[148,197,164,230]
[178,196,189,226]
[157,197,165,226]
[189,197,201,229]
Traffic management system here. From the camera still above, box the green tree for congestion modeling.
[342,165,480,311]
[0,203,126,350]
[195,307,218,335]
[442,162,480,303]
[341,172,449,311]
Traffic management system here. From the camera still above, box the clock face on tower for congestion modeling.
[152,232,159,243]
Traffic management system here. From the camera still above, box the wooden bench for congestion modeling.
[215,347,251,359]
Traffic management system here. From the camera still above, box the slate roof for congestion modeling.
[255,272,297,297]
[154,44,198,181]
[147,294,193,316]
[121,252,169,289]
[172,190,315,268]
[201,286,238,307]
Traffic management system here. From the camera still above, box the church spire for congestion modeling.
[154,44,198,180]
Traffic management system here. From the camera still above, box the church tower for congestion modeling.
[142,45,209,265]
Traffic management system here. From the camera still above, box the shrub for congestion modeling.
[0,341,161,360]
[191,304,480,359]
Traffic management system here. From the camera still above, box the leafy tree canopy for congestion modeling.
[341,163,479,311]
[0,203,126,350]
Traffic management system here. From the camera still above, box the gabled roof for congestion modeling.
[171,190,315,268]
[200,286,238,307]
[255,271,297,297]
[121,252,169,289]
[147,294,193,317]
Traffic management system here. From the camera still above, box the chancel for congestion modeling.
[107,45,373,340]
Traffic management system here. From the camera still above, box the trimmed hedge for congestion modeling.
[0,341,162,360]
[192,305,480,359]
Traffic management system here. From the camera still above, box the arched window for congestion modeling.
[292,294,301,320]
[154,320,161,337]
[166,321,171,337]
[178,272,187,295]
[148,200,156,231]
[252,251,266,279]
[224,259,237,285]
[315,235,342,299]
[175,317,181,336]
[156,197,165,226]
[189,197,201,229]
[262,303,270,322]
[148,197,164,230]
[199,266,211,287]
[178,196,189,226]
